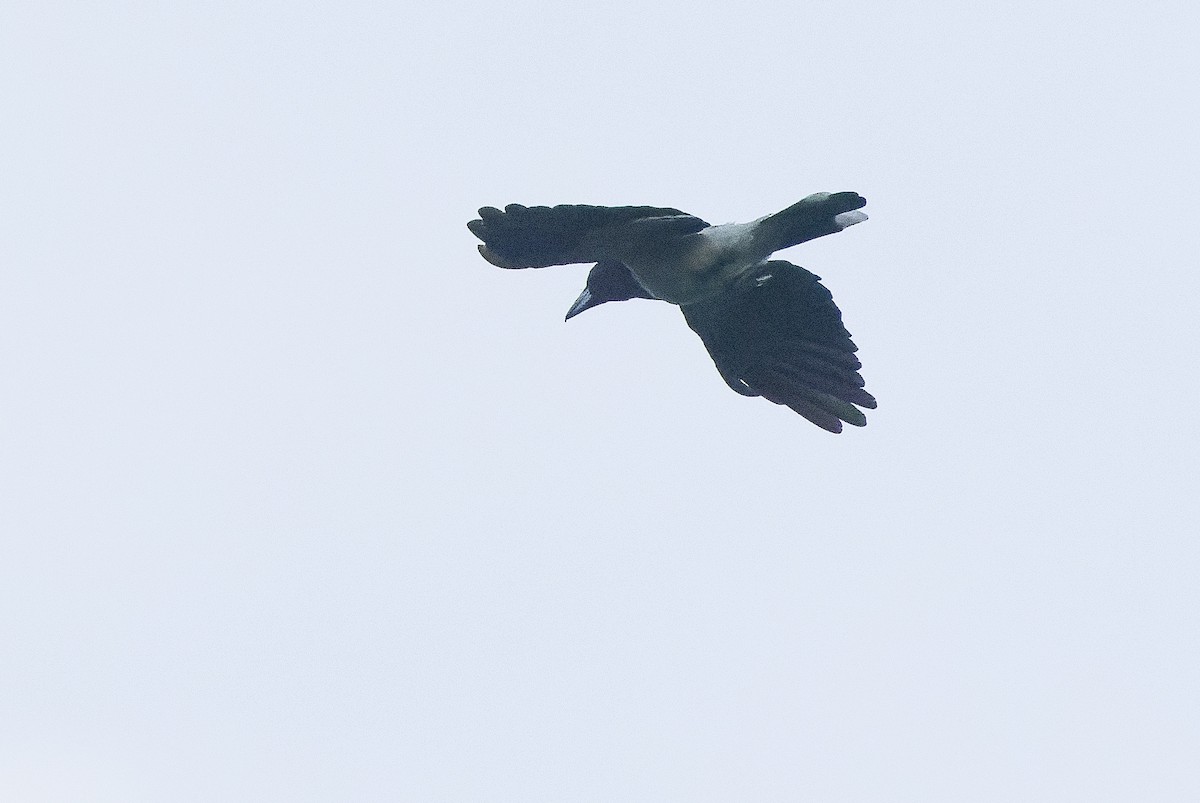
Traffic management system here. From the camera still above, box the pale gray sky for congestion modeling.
[3,1,1198,800]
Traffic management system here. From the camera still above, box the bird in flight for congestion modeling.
[467,192,876,433]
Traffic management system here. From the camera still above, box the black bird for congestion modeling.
[467,192,876,432]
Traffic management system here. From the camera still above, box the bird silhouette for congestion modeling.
[467,192,875,432]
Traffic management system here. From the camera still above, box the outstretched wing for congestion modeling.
[468,204,709,269]
[681,260,875,433]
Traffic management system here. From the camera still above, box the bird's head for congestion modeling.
[565,261,656,320]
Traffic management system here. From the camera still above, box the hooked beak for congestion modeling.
[564,287,602,320]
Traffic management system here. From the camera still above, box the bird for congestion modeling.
[467,192,876,433]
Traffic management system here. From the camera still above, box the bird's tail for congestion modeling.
[751,192,868,254]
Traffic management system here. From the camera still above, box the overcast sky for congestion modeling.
[3,1,1198,800]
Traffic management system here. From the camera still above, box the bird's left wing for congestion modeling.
[681,260,876,433]
[468,204,709,269]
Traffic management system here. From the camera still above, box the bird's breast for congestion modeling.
[621,224,764,305]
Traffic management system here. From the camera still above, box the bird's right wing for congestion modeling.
[468,204,709,269]
[682,260,876,433]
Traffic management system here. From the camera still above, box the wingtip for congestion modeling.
[478,243,518,268]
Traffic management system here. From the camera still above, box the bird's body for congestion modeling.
[614,220,764,305]
[468,192,876,432]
